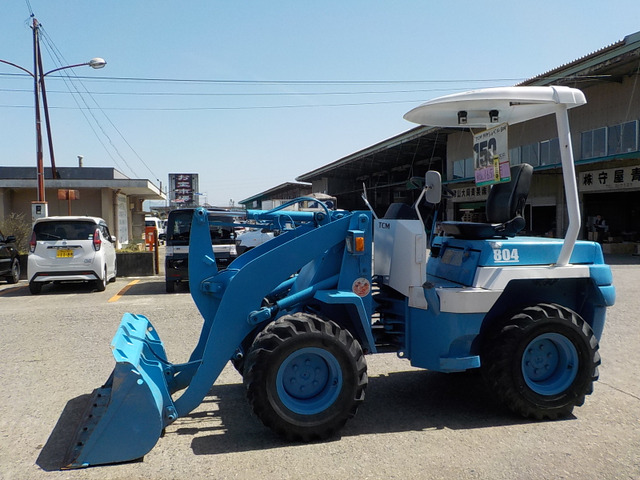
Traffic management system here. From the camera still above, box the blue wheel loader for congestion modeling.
[63,86,615,468]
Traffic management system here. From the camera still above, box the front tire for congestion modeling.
[244,313,367,441]
[482,303,600,420]
[109,262,117,283]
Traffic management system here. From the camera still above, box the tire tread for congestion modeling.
[483,303,599,420]
[244,312,367,441]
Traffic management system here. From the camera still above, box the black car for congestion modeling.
[0,229,20,284]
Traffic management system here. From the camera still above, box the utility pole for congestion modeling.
[32,17,46,202]
[0,16,105,213]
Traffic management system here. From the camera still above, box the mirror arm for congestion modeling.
[361,183,379,219]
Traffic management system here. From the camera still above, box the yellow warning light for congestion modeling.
[355,236,365,252]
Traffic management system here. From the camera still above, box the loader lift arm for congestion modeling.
[174,207,371,417]
[65,205,373,468]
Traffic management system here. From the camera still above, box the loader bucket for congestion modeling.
[63,313,176,468]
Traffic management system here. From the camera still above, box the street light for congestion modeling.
[0,17,106,205]
[38,56,106,190]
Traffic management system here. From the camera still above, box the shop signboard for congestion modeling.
[579,164,640,192]
[169,173,199,206]
[451,184,490,203]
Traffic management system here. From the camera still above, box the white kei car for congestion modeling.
[27,216,117,294]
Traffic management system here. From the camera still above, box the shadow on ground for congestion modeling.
[186,369,572,456]
[37,362,577,469]
[36,394,91,471]
[0,281,107,297]
[603,253,640,265]
[114,277,168,296]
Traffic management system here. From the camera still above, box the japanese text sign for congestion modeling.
[473,123,510,187]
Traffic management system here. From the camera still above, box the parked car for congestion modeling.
[165,208,238,292]
[0,229,20,284]
[160,219,168,242]
[235,227,275,254]
[27,216,117,294]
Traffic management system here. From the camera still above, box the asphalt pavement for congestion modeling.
[0,256,638,480]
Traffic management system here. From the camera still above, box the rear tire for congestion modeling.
[29,281,42,295]
[244,313,367,441]
[95,266,107,292]
[6,257,20,284]
[482,303,600,420]
[165,280,175,293]
[109,262,117,283]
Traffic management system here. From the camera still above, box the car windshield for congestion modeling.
[34,221,96,241]
[167,211,235,245]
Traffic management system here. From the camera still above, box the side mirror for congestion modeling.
[110,235,117,243]
[424,171,442,204]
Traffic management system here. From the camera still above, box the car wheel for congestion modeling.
[109,261,117,283]
[95,266,107,292]
[7,257,20,284]
[29,281,42,295]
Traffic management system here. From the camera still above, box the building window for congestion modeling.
[593,127,607,157]
[581,127,607,159]
[464,157,474,177]
[453,159,465,179]
[582,122,639,159]
[580,131,591,158]
[607,120,638,154]
[509,146,521,165]
[521,142,540,167]
[452,157,474,179]
[540,138,560,166]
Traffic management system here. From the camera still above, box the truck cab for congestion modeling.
[164,208,238,292]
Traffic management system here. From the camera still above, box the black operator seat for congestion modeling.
[440,163,533,239]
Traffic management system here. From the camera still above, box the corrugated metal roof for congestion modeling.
[296,125,444,182]
[239,181,311,204]
[520,31,640,86]
[293,30,640,189]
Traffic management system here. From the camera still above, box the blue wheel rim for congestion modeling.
[276,347,342,415]
[521,333,578,395]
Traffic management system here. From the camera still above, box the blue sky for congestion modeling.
[2,1,640,206]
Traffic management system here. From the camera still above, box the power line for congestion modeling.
[38,73,615,85]
[0,98,439,111]
[47,75,530,85]
[37,25,161,181]
[23,0,33,17]
[0,86,479,97]
[37,26,141,178]
[0,71,529,85]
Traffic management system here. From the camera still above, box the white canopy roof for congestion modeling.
[404,86,586,129]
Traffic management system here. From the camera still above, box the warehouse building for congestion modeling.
[297,31,640,250]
